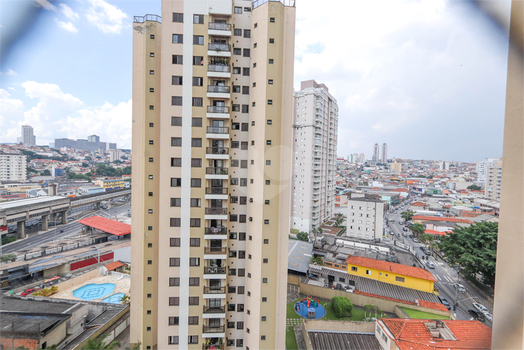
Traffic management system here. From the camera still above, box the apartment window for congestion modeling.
[261,336,266,341]
[192,97,203,107]
[189,275,200,284]
[270,17,275,22]
[231,160,239,167]
[237,304,244,312]
[262,297,267,302]
[242,67,250,76]
[228,305,236,312]
[242,86,249,94]
[254,23,257,28]
[190,238,200,247]
[268,100,273,105]
[173,12,183,22]
[241,123,249,131]
[171,178,181,187]
[236,340,243,347]
[193,14,204,23]
[232,104,240,112]
[241,141,248,150]
[191,178,201,187]
[231,141,239,149]
[351,266,358,272]
[188,336,198,344]
[239,232,246,240]
[243,49,250,57]
[169,277,180,286]
[266,140,272,145]
[193,35,204,45]
[252,102,256,107]
[189,297,199,305]
[192,117,202,127]
[170,258,180,267]
[242,104,249,113]
[148,226,153,231]
[190,218,201,227]
[233,48,241,55]
[147,260,152,265]
[240,178,247,186]
[263,258,268,263]
[244,29,251,38]
[168,336,179,345]
[240,197,247,205]
[253,62,257,68]
[234,6,242,14]
[172,34,183,43]
[264,219,269,224]
[233,28,242,36]
[170,238,180,247]
[229,268,237,276]
[169,297,179,305]
[366,270,372,275]
[193,56,203,65]
[233,67,241,75]
[147,293,152,298]
[237,286,245,295]
[190,198,201,207]
[245,6,251,11]
[269,59,274,64]
[238,268,245,277]
[253,43,257,48]
[149,88,154,93]
[170,218,181,227]
[149,157,153,162]
[172,55,183,64]
[192,77,203,86]
[149,105,154,110]
[230,196,238,204]
[265,180,270,185]
[229,232,237,239]
[150,35,155,39]
[396,276,405,283]
[191,138,202,147]
[264,239,269,244]
[172,96,182,106]
[171,116,182,126]
[266,160,271,165]
[188,316,199,325]
[171,198,181,207]
[149,70,154,75]
[172,76,183,85]
[191,158,201,167]
[239,215,246,223]
[233,85,241,93]
[171,158,181,167]
[263,278,268,283]
[169,317,179,325]
[237,321,244,329]
[268,79,273,84]
[228,286,236,293]
[230,178,238,185]
[241,160,248,168]
[269,38,274,43]
[171,137,182,146]
[149,175,153,179]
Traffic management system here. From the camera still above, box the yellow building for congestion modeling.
[94,179,125,191]
[345,255,437,294]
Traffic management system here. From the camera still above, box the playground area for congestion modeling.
[294,296,326,319]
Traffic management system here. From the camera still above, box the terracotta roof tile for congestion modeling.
[413,216,473,224]
[411,201,427,206]
[346,255,437,282]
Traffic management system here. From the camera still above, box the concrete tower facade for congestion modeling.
[131,1,296,349]
[372,143,379,162]
[381,143,387,163]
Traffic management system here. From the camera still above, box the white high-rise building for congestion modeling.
[381,143,387,163]
[372,143,379,162]
[18,125,36,147]
[485,161,502,201]
[0,153,27,181]
[346,194,384,240]
[291,80,338,232]
[476,158,498,183]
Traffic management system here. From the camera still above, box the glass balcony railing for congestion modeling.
[203,286,226,294]
[203,305,226,313]
[205,207,227,215]
[206,147,229,155]
[207,86,230,93]
[204,266,227,274]
[208,22,231,31]
[203,325,225,333]
[208,43,231,51]
[205,187,228,195]
[206,167,228,175]
[206,126,229,134]
[207,106,230,114]
[204,247,227,254]
[208,65,231,73]
[205,227,227,235]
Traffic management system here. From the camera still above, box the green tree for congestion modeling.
[438,222,498,286]
[27,167,38,174]
[467,184,482,191]
[41,169,51,176]
[296,232,308,241]
[400,211,415,222]
[332,296,353,318]
[82,162,89,167]
[81,334,121,350]
[409,223,425,237]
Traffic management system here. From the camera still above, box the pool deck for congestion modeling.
[51,274,130,303]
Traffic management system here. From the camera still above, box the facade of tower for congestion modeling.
[381,143,387,163]
[372,143,379,162]
[19,125,36,147]
[131,1,296,349]
[291,80,338,232]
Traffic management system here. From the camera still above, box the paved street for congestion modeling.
[1,202,130,255]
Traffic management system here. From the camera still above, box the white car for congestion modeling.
[473,303,489,314]
[484,312,493,322]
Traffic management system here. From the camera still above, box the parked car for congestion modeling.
[454,283,466,292]
[484,312,493,322]
[426,261,435,269]
[403,227,408,232]
[468,309,486,322]
[67,217,74,222]
[440,298,451,310]
[413,237,419,243]
[473,303,489,314]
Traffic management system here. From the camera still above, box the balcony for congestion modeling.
[207,86,230,99]
[204,247,227,254]
[205,207,227,215]
[206,147,229,160]
[207,106,230,119]
[203,344,224,350]
[203,305,226,313]
[205,187,228,195]
[206,167,228,175]
[203,286,226,294]
[205,227,227,235]
[204,266,226,274]
[206,126,229,140]
[203,325,225,333]
[207,65,231,78]
[208,23,231,37]
[208,43,231,57]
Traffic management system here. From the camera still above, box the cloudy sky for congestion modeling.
[0,0,511,162]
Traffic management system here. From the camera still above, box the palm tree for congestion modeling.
[82,334,121,350]
[409,223,425,237]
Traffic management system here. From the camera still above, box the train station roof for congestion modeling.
[78,216,131,236]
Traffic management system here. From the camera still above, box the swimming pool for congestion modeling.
[102,293,125,304]
[72,283,116,301]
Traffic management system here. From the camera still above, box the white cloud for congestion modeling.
[0,82,131,149]
[56,19,78,33]
[35,0,56,11]
[0,69,18,76]
[86,0,128,34]
[59,3,79,20]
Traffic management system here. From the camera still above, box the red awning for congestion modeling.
[78,216,131,236]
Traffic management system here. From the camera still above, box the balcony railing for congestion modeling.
[204,247,227,254]
[209,22,231,31]
[206,126,229,134]
[203,325,225,333]
[205,227,227,235]
[206,147,229,155]
[203,344,224,350]
[207,106,230,114]
[208,65,231,73]
[208,43,231,51]
[207,86,230,93]
[203,305,226,313]
[205,187,228,195]
[204,266,227,274]
[205,207,227,215]
[203,286,226,294]
[206,167,228,175]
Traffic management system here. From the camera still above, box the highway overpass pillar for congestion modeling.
[61,211,68,224]
[17,221,25,239]
[41,215,48,231]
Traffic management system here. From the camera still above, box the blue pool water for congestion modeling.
[73,283,116,301]
[102,293,125,304]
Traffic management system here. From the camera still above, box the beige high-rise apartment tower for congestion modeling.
[131,1,295,349]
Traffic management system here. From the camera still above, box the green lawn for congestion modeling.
[400,307,449,320]
[286,326,298,350]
